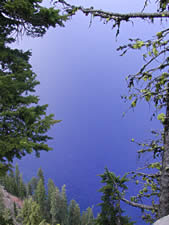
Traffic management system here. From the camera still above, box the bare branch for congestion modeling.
[121,197,156,210]
[55,0,169,21]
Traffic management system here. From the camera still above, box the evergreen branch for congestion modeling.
[55,0,169,20]
[130,171,161,178]
[121,197,155,210]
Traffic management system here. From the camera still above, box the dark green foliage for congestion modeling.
[96,168,135,225]
[14,202,18,217]
[35,179,46,218]
[37,168,45,184]
[27,176,38,196]
[0,0,67,175]
[0,36,59,174]
[1,166,95,225]
[50,185,68,225]
[1,209,14,225]
[0,164,27,199]
[0,214,14,225]
[0,0,68,38]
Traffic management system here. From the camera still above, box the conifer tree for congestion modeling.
[37,168,45,185]
[0,35,59,174]
[68,200,81,225]
[50,187,60,225]
[15,164,20,192]
[0,0,67,175]
[18,174,27,199]
[47,178,56,220]
[27,181,33,197]
[60,184,68,225]
[96,168,135,225]
[28,177,38,196]
[50,186,64,225]
[3,170,16,195]
[81,207,94,225]
[35,178,46,218]
[17,197,42,225]
[48,179,56,204]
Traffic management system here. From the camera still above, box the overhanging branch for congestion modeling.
[121,197,156,210]
[55,0,169,21]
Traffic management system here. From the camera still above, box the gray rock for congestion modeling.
[153,215,169,225]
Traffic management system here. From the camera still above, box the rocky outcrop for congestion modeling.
[0,185,23,225]
[0,185,23,212]
[153,215,169,225]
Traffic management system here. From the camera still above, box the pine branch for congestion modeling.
[121,197,156,210]
[130,171,161,178]
[55,0,169,21]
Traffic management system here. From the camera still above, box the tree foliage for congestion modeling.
[68,199,81,225]
[0,166,95,225]
[81,207,94,225]
[96,168,135,225]
[0,0,69,174]
[0,0,67,38]
[17,197,43,225]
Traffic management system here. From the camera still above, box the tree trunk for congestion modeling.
[159,91,169,217]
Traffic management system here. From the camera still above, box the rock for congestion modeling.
[0,185,23,225]
[153,215,169,225]
[0,185,23,211]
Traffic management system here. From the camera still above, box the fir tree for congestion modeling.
[15,164,20,194]
[28,176,38,196]
[60,185,68,225]
[50,187,62,225]
[37,168,45,185]
[96,168,135,225]
[27,181,33,197]
[35,178,46,218]
[81,207,94,225]
[17,197,43,225]
[0,0,67,174]
[68,200,81,225]
[18,174,27,199]
[47,178,56,220]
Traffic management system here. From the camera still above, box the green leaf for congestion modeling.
[153,47,158,56]
[156,32,162,39]
[131,99,137,108]
[157,113,165,123]
[145,94,151,102]
[135,180,139,185]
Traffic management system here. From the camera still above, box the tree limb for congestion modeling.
[130,171,161,178]
[55,0,169,21]
[121,197,156,210]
